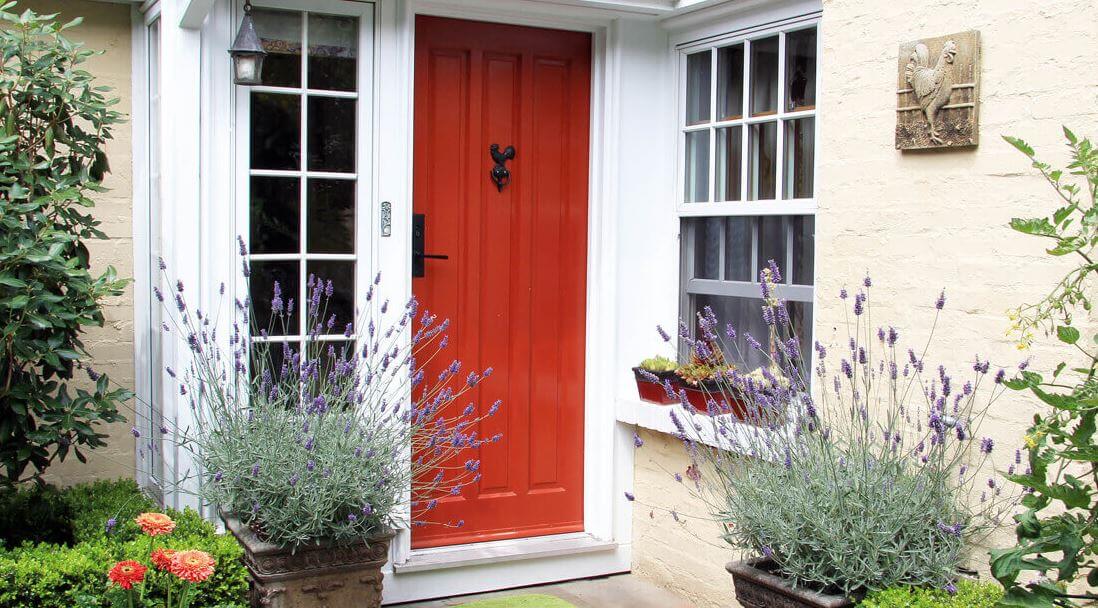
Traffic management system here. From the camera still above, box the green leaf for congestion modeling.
[1004,135,1036,157]
[1010,217,1057,237]
[1056,326,1080,344]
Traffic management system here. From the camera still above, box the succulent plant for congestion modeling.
[638,356,677,373]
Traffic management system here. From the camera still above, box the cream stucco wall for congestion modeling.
[631,1,1098,606]
[23,0,136,487]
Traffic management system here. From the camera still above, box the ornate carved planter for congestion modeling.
[222,512,395,608]
[727,559,855,608]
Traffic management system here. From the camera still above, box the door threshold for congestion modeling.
[394,533,617,574]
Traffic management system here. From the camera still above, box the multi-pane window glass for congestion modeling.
[682,216,815,369]
[248,8,360,347]
[682,25,818,204]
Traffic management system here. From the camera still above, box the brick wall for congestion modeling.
[23,0,136,487]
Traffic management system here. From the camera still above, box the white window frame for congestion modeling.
[132,0,167,498]
[233,0,376,353]
[674,14,820,365]
[675,13,821,218]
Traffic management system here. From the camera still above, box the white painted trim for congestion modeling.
[393,532,616,573]
[130,3,152,491]
[180,0,217,28]
[374,0,634,601]
[384,545,632,604]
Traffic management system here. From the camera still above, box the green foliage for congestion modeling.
[0,3,131,485]
[991,128,1098,607]
[859,580,1003,608]
[159,257,494,550]
[0,479,247,608]
[65,478,156,543]
[0,482,72,546]
[638,355,677,373]
[666,273,1015,596]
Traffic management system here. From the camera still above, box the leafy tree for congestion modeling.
[0,3,130,485]
[990,128,1098,607]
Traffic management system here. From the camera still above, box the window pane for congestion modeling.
[250,176,300,254]
[251,260,301,335]
[784,117,815,199]
[724,217,752,282]
[684,130,710,203]
[792,216,814,285]
[307,97,356,172]
[685,51,711,125]
[715,126,742,202]
[716,44,744,121]
[748,121,776,200]
[785,28,817,111]
[750,36,779,116]
[693,217,722,280]
[251,93,301,170]
[757,216,786,279]
[307,261,355,332]
[693,294,812,372]
[307,14,358,92]
[307,179,355,254]
[250,339,291,384]
[252,9,302,88]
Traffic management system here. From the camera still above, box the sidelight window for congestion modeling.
[677,21,819,370]
[244,6,365,359]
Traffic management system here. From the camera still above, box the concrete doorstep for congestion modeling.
[393,574,696,607]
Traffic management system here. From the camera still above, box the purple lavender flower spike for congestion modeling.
[624,491,635,502]
[935,290,946,310]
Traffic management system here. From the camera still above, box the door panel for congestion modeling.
[412,15,591,549]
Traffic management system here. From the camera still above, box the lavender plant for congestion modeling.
[644,265,1017,596]
[153,239,499,548]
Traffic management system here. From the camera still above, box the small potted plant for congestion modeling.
[153,241,501,608]
[632,356,678,404]
[673,353,742,416]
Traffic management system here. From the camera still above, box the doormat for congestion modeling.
[457,594,577,608]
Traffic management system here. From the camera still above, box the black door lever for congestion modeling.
[412,213,449,278]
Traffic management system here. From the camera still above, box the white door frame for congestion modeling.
[375,0,634,602]
[140,0,637,601]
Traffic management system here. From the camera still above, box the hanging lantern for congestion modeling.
[228,1,266,86]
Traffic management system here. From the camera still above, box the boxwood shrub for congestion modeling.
[859,579,1003,608]
[0,479,247,608]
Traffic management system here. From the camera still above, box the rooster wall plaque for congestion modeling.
[896,31,980,150]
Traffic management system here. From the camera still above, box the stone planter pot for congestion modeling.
[727,558,854,608]
[222,512,395,608]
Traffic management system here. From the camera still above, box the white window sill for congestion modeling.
[615,397,789,456]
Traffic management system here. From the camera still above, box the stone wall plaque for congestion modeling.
[895,30,980,150]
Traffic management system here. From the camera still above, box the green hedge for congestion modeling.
[859,579,1003,608]
[0,480,247,608]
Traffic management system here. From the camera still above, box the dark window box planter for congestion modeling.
[727,558,855,608]
[222,511,395,608]
[632,367,678,404]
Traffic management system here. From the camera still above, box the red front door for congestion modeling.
[411,15,591,549]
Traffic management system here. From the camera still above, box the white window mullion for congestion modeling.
[298,10,310,347]
[774,31,786,202]
[739,38,751,204]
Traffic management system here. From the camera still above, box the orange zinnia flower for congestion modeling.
[108,560,147,590]
[170,549,216,583]
[135,512,176,537]
[151,547,178,571]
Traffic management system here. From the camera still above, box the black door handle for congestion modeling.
[412,213,448,278]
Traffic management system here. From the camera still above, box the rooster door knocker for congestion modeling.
[904,39,958,145]
[490,144,516,193]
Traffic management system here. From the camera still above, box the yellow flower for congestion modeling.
[1024,434,1039,449]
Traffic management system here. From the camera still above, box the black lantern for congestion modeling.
[229,1,266,86]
